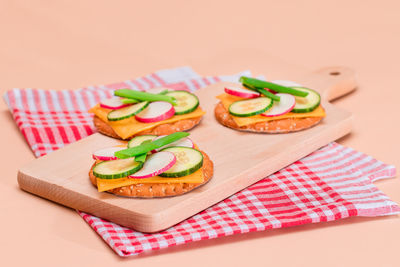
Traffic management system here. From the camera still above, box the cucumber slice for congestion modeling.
[291,87,321,113]
[128,135,157,148]
[165,91,199,115]
[107,101,149,121]
[159,146,203,178]
[93,158,144,179]
[228,97,273,117]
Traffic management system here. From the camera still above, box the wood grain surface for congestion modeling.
[17,66,356,232]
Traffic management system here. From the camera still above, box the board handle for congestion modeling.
[306,66,357,102]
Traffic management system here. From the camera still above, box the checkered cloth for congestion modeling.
[4,67,399,257]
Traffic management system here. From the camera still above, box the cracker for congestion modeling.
[89,150,213,198]
[214,102,323,133]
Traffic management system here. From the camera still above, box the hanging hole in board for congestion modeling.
[330,71,340,76]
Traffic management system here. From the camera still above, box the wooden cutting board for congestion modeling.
[18,66,357,233]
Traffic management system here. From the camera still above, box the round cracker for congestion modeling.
[89,150,213,198]
[214,102,323,133]
[93,115,202,140]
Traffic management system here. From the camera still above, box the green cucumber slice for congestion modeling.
[291,87,321,113]
[93,158,144,179]
[107,101,149,121]
[165,91,199,115]
[128,135,157,148]
[158,146,203,178]
[228,97,273,117]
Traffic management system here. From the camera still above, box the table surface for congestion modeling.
[1,1,399,266]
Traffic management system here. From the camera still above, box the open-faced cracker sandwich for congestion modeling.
[215,77,326,133]
[89,132,213,198]
[90,88,205,140]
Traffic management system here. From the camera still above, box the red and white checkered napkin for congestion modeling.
[78,144,398,256]
[4,67,399,257]
[4,66,244,157]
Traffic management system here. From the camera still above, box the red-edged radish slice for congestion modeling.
[261,93,296,117]
[271,80,303,87]
[128,151,176,179]
[153,135,194,151]
[92,146,124,161]
[100,97,130,109]
[135,101,175,123]
[264,88,278,94]
[225,86,260,99]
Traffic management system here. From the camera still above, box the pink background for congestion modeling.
[1,0,399,266]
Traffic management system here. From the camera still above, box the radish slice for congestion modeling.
[100,97,130,109]
[271,80,303,87]
[128,151,176,179]
[153,135,194,151]
[135,101,175,123]
[225,86,260,99]
[93,146,124,161]
[261,93,296,117]
[265,88,278,94]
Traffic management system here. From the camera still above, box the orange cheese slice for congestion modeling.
[89,105,206,139]
[96,167,204,192]
[216,93,326,127]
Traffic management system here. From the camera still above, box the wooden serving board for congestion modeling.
[18,66,357,233]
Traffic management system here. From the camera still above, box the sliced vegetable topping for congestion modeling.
[159,147,203,178]
[132,139,154,163]
[107,101,149,121]
[121,98,139,104]
[100,97,130,110]
[134,153,148,163]
[224,86,260,99]
[229,97,273,117]
[240,76,308,97]
[115,132,190,159]
[254,87,281,101]
[93,158,143,179]
[128,152,176,179]
[135,101,175,123]
[264,88,278,95]
[153,135,194,151]
[114,89,177,105]
[261,93,296,117]
[92,146,123,161]
[243,84,280,101]
[127,135,157,148]
[165,91,199,115]
[291,87,321,113]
